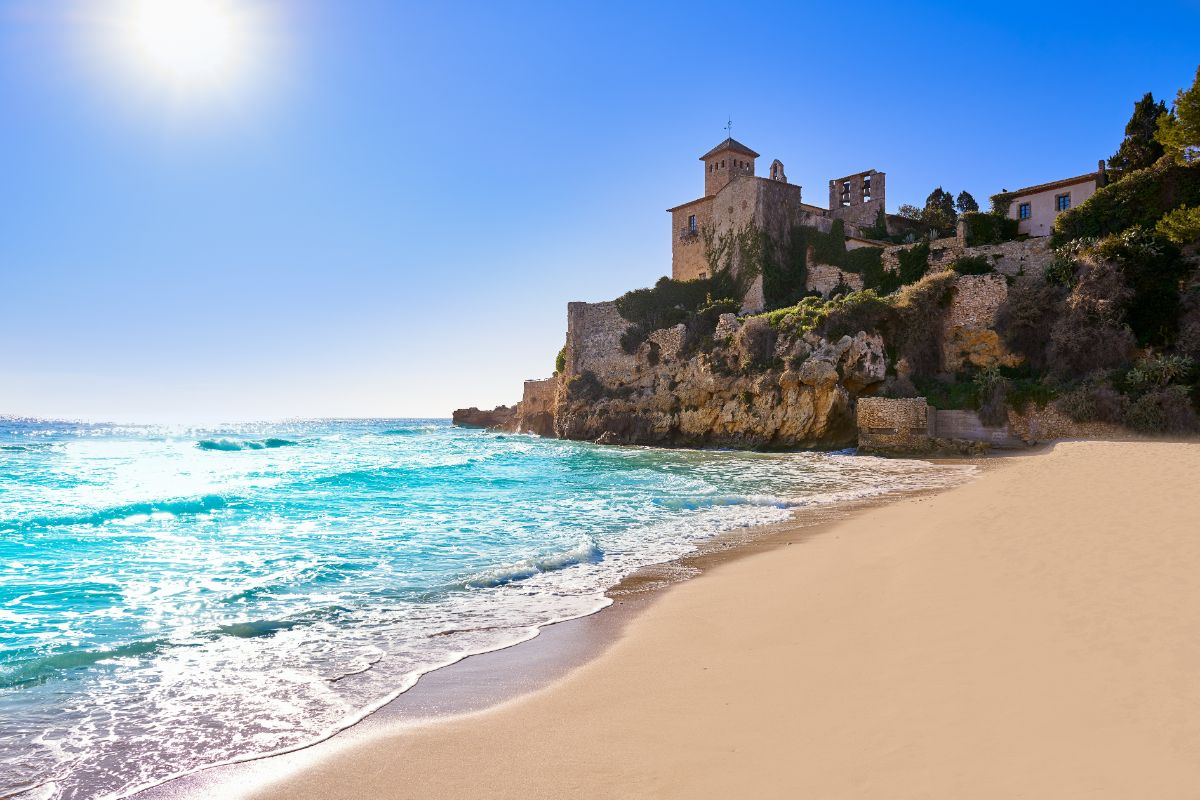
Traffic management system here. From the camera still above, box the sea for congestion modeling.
[0,417,974,799]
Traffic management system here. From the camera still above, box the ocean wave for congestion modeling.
[0,639,165,689]
[458,538,604,589]
[653,493,800,512]
[0,494,228,533]
[196,438,297,452]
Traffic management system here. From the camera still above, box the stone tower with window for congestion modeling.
[702,138,759,196]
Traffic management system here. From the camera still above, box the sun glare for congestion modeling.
[118,0,252,92]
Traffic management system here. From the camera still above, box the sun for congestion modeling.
[118,0,251,91]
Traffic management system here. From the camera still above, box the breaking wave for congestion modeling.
[459,538,605,589]
[196,438,297,452]
[0,494,229,533]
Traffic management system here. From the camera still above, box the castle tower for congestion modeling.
[700,138,759,197]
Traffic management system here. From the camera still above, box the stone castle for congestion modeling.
[453,132,1107,452]
[666,137,896,310]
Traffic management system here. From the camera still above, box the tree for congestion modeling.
[1156,65,1200,164]
[922,187,957,233]
[896,204,923,221]
[955,191,979,214]
[1108,92,1168,173]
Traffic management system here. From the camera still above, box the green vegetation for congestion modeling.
[949,255,992,275]
[555,345,566,374]
[1155,65,1200,165]
[1156,205,1200,244]
[1052,157,1200,244]
[1109,92,1169,173]
[895,241,930,285]
[956,191,979,214]
[961,210,1020,246]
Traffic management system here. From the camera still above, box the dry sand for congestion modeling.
[245,441,1200,799]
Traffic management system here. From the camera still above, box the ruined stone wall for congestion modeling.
[856,397,933,452]
[670,197,714,282]
[882,237,1052,278]
[942,273,1018,372]
[564,301,636,385]
[933,410,1023,447]
[806,263,865,298]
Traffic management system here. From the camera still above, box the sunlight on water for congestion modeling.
[0,418,973,799]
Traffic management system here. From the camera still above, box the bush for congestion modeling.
[1155,204,1200,245]
[974,367,1012,426]
[843,246,885,286]
[1047,260,1137,378]
[895,241,930,286]
[1051,159,1200,245]
[1124,386,1200,434]
[819,291,892,340]
[1055,375,1128,423]
[1093,227,1188,346]
[891,271,956,378]
[996,279,1067,372]
[950,255,992,275]
[1125,353,1195,389]
[615,269,745,353]
[555,346,566,374]
[962,211,1019,246]
[736,316,776,369]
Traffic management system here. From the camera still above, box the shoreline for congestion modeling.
[132,450,986,800]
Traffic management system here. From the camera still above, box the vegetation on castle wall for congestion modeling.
[555,346,566,374]
[1156,205,1200,244]
[895,241,931,286]
[962,210,1020,246]
[949,254,993,275]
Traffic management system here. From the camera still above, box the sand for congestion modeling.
[243,441,1200,799]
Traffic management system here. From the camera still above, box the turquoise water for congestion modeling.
[0,418,972,799]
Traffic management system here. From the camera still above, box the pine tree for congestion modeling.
[1109,92,1168,172]
[955,191,979,214]
[922,187,957,233]
[1156,66,1200,165]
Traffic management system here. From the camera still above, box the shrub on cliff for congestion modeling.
[950,255,992,275]
[962,211,1019,247]
[1155,205,1200,245]
[1124,386,1200,434]
[895,241,931,286]
[891,271,957,378]
[974,367,1012,426]
[996,279,1067,372]
[1047,260,1137,378]
[1092,227,1188,346]
[555,346,566,374]
[1051,158,1200,245]
[819,291,891,340]
[736,317,776,370]
[1056,374,1128,423]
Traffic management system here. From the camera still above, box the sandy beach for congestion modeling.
[208,441,1200,799]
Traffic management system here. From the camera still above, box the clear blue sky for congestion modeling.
[2,0,1198,422]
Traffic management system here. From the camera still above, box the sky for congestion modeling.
[1,0,1198,423]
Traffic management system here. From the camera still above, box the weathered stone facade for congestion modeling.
[882,236,1053,279]
[512,377,560,437]
[1006,404,1128,444]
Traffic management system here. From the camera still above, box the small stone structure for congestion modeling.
[856,397,934,452]
[513,377,559,437]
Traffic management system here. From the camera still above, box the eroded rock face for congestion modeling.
[452,406,516,429]
[554,324,886,449]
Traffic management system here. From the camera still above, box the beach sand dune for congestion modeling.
[250,441,1200,799]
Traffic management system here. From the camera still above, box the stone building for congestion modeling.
[667,137,888,311]
[1004,162,1108,237]
[828,169,887,228]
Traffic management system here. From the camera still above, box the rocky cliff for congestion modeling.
[555,317,886,448]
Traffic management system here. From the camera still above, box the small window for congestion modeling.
[1019,202,1032,220]
[721,160,725,168]
[688,214,697,233]
[863,175,872,200]
[1055,193,1071,212]
[698,272,707,279]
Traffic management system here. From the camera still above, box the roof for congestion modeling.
[666,196,712,213]
[1006,171,1102,198]
[699,137,760,161]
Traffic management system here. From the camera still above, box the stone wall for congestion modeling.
[829,170,886,228]
[806,263,865,298]
[942,273,1020,372]
[564,301,636,385]
[882,236,1052,279]
[933,410,1023,447]
[856,397,933,452]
